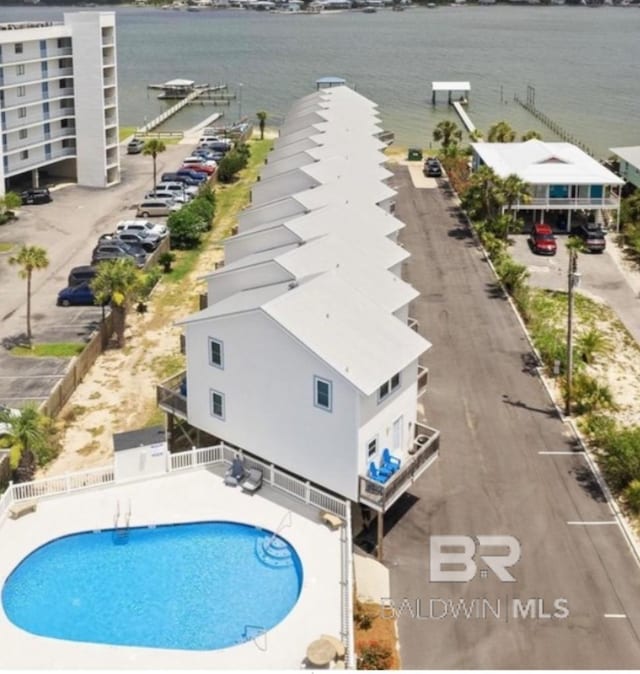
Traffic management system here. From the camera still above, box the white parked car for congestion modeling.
[182,156,217,169]
[145,190,189,205]
[157,182,199,199]
[116,219,168,239]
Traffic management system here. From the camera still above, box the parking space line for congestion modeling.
[604,614,627,619]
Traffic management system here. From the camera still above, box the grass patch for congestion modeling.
[87,425,105,438]
[88,391,101,400]
[164,247,202,284]
[119,126,137,142]
[11,342,85,358]
[0,242,15,254]
[151,352,185,381]
[77,440,100,456]
[143,406,165,429]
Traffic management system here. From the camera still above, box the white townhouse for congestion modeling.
[202,232,416,317]
[175,271,433,509]
[223,202,404,263]
[471,140,623,231]
[0,12,120,196]
[158,85,439,531]
[251,156,393,207]
[238,179,397,233]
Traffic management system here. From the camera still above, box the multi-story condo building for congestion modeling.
[0,12,119,197]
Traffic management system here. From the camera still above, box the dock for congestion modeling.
[452,101,476,133]
[431,81,470,106]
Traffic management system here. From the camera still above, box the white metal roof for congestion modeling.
[432,81,470,92]
[163,78,195,87]
[610,146,640,170]
[300,157,392,184]
[471,140,624,185]
[293,179,396,211]
[208,243,299,275]
[264,271,430,395]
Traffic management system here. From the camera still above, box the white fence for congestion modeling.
[169,443,348,518]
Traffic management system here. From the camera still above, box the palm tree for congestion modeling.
[487,121,516,143]
[143,138,167,191]
[521,130,542,141]
[499,173,531,240]
[0,403,46,483]
[256,110,267,140]
[576,328,611,365]
[90,258,144,348]
[9,245,49,343]
[0,191,21,222]
[469,129,484,143]
[468,165,502,220]
[432,120,462,151]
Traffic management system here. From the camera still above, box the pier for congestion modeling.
[452,101,476,133]
[514,85,597,158]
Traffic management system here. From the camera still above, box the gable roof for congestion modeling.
[610,146,640,170]
[471,140,624,185]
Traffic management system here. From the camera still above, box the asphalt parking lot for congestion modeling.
[0,136,200,408]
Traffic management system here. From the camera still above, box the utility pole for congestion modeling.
[565,247,580,416]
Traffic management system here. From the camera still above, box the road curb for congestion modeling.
[447,181,640,569]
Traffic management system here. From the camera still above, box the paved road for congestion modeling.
[382,166,640,668]
[0,137,198,407]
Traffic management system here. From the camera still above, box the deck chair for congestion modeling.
[224,457,247,487]
[241,467,263,493]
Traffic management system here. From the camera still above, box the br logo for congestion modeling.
[429,535,521,583]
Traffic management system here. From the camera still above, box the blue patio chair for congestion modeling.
[381,448,401,473]
[369,462,390,484]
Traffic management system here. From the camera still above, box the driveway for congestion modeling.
[381,166,640,668]
[0,137,199,407]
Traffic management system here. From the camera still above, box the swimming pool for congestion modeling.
[1,521,303,650]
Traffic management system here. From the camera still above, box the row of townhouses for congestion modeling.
[158,85,440,534]
[0,12,119,197]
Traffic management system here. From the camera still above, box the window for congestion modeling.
[208,337,223,368]
[16,64,25,76]
[210,389,225,420]
[61,118,69,128]
[19,150,28,160]
[18,107,26,118]
[15,43,23,54]
[378,371,401,402]
[19,129,27,140]
[59,79,68,89]
[17,85,25,97]
[367,437,378,458]
[314,376,332,412]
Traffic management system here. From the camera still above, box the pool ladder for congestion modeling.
[243,624,267,651]
[263,510,292,554]
[113,499,132,543]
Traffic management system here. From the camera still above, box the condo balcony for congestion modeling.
[358,422,440,512]
[157,371,188,420]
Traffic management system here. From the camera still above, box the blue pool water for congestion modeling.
[1,521,303,650]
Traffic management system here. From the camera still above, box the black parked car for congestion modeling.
[91,242,146,268]
[573,223,606,253]
[20,188,52,205]
[423,158,442,177]
[68,265,98,288]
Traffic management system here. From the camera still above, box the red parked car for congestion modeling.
[529,223,557,256]
[180,163,215,176]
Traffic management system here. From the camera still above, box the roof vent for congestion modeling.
[326,313,330,319]
[288,281,298,290]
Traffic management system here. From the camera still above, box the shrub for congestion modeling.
[565,372,617,415]
[354,601,374,630]
[531,325,567,373]
[158,251,176,273]
[576,328,611,365]
[217,149,249,183]
[184,197,214,231]
[357,640,392,670]
[495,256,529,294]
[167,208,203,249]
[598,426,640,493]
[579,413,617,442]
[624,480,640,514]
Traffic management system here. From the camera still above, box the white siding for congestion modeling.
[184,311,360,500]
[206,262,292,304]
[356,360,420,476]
[251,171,317,206]
[238,199,305,232]
[224,226,300,263]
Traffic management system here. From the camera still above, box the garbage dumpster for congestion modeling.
[408,148,423,161]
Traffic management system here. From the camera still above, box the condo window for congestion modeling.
[210,390,225,420]
[314,376,332,412]
[61,118,69,128]
[367,437,378,458]
[16,64,25,76]
[18,107,27,119]
[208,338,223,369]
[20,150,28,160]
[59,79,68,89]
[15,43,23,54]
[378,371,401,403]
[19,129,27,140]
[17,86,26,98]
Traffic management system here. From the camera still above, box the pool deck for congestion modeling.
[0,468,343,669]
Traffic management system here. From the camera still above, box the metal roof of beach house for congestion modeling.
[610,146,640,170]
[472,140,624,185]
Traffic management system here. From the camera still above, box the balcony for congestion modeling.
[417,364,428,396]
[510,196,619,210]
[358,422,440,512]
[156,371,188,420]
[104,97,117,109]
[407,317,419,332]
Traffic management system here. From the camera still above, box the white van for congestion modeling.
[136,199,180,218]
